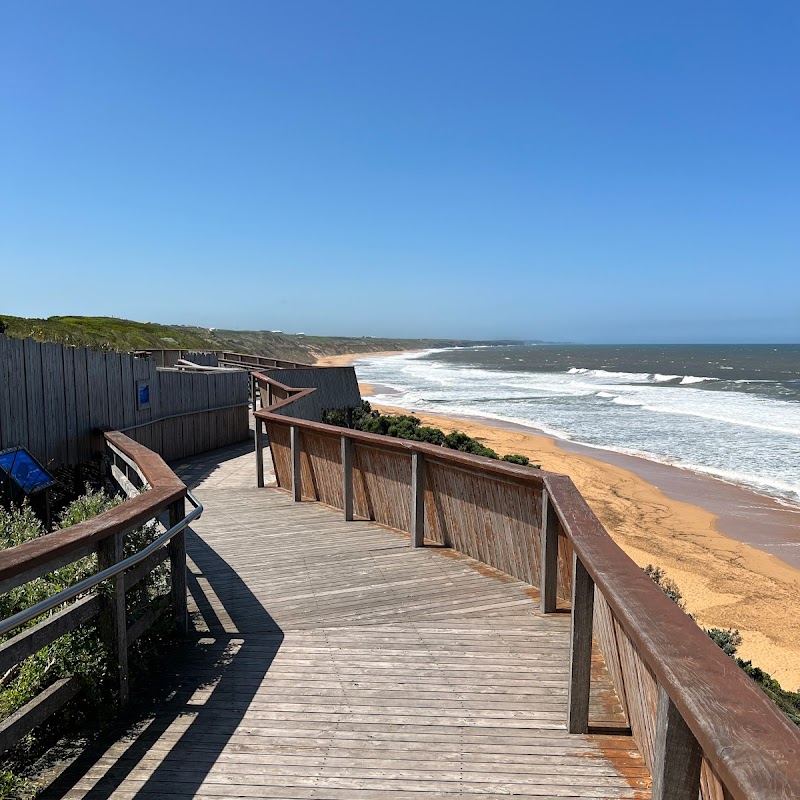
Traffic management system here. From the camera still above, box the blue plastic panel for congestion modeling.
[0,447,57,495]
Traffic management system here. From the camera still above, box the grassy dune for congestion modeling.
[0,314,519,362]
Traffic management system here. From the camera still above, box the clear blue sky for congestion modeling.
[1,2,798,343]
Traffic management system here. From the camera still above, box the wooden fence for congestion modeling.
[253,376,800,800]
[254,367,361,422]
[0,336,250,467]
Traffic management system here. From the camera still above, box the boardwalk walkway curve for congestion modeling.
[46,440,650,799]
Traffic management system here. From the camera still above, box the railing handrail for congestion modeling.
[0,432,186,590]
[220,352,315,369]
[253,388,547,488]
[543,473,800,797]
[255,382,800,798]
[0,489,202,638]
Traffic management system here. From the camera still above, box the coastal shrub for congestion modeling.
[323,402,542,468]
[643,564,686,610]
[706,627,743,657]
[645,565,800,727]
[321,400,375,430]
[502,454,531,466]
[0,489,174,787]
[0,769,36,798]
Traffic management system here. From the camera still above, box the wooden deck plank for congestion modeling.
[48,440,649,799]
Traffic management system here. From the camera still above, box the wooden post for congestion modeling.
[267,383,273,407]
[168,498,188,636]
[411,451,425,547]
[250,374,257,410]
[652,685,702,800]
[97,530,129,706]
[568,553,594,733]
[341,436,353,521]
[255,417,264,488]
[540,489,559,613]
[291,425,302,502]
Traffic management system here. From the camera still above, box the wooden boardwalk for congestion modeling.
[49,442,651,799]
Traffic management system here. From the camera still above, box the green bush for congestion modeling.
[646,565,799,727]
[706,627,742,657]
[0,488,172,775]
[643,564,686,610]
[324,403,542,465]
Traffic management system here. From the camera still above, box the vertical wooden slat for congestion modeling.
[23,338,46,462]
[540,489,559,612]
[0,337,19,451]
[86,348,110,438]
[120,354,136,431]
[291,425,302,502]
[41,342,66,465]
[255,419,265,488]
[342,436,353,521]
[8,339,29,454]
[97,531,129,705]
[168,498,188,636]
[61,346,78,464]
[568,553,594,733]
[104,352,123,432]
[73,345,91,462]
[411,451,425,547]
[652,684,702,800]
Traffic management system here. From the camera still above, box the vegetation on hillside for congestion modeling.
[645,564,800,726]
[0,314,524,364]
[322,401,539,467]
[0,315,211,352]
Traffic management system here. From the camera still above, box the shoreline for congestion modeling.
[314,349,422,367]
[330,349,800,687]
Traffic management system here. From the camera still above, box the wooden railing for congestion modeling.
[253,371,800,800]
[217,351,313,371]
[0,432,200,753]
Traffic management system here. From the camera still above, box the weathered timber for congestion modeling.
[168,497,188,635]
[0,596,101,676]
[652,684,702,800]
[540,489,559,613]
[342,435,354,521]
[568,554,595,734]
[0,676,81,755]
[0,336,248,466]
[291,425,302,502]
[97,530,129,706]
[410,451,425,547]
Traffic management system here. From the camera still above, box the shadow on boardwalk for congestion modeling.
[43,531,283,799]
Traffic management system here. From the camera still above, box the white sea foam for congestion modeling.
[680,375,718,384]
[356,349,800,505]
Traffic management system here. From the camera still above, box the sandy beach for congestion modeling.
[315,350,422,367]
[320,351,800,689]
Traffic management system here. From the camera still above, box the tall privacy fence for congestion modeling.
[253,370,800,800]
[0,336,250,466]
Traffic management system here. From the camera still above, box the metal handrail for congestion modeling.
[0,489,203,638]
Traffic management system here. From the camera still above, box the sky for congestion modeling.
[1,2,798,343]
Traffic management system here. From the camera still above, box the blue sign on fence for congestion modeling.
[137,380,151,410]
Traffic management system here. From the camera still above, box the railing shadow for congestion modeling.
[42,529,283,798]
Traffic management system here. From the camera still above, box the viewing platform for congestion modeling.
[46,441,650,799]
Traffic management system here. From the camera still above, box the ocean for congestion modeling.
[354,344,800,507]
